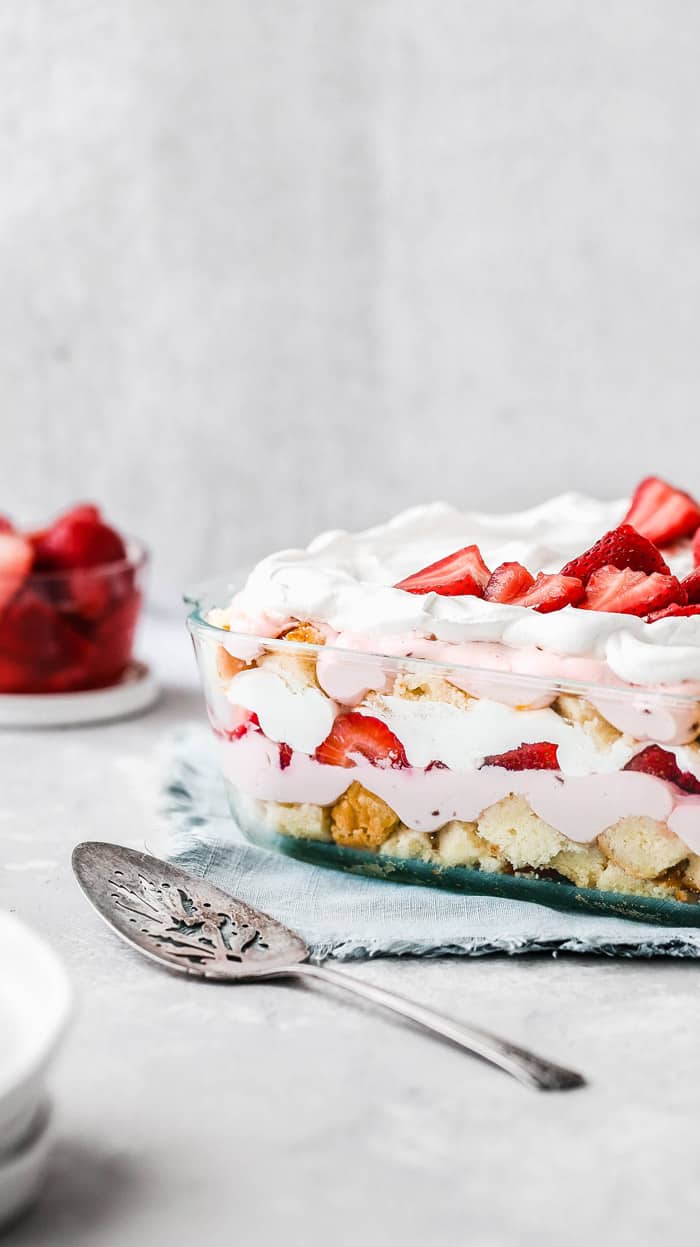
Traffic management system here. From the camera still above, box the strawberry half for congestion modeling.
[647,604,700,622]
[484,562,534,603]
[395,545,491,597]
[681,568,700,605]
[315,712,409,769]
[33,505,126,571]
[481,742,560,771]
[560,524,670,582]
[511,572,584,613]
[694,528,700,568]
[623,745,700,796]
[0,532,34,612]
[583,566,685,616]
[54,503,101,527]
[622,477,700,547]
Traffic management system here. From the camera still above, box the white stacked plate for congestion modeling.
[0,911,72,1229]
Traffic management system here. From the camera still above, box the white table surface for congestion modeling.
[4,618,700,1246]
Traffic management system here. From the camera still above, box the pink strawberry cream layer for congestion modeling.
[218,731,700,855]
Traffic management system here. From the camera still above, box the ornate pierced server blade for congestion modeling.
[72,841,585,1091]
[71,842,308,981]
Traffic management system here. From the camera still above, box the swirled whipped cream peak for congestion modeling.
[210,477,700,689]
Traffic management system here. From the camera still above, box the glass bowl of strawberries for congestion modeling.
[0,504,147,695]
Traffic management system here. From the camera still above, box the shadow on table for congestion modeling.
[9,1138,150,1245]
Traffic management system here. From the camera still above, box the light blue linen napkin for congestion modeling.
[160,724,700,959]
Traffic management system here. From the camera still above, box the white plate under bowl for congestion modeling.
[0,911,71,1155]
[0,661,160,728]
[0,1101,54,1231]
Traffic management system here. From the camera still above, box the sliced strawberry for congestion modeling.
[88,589,141,685]
[622,477,700,547]
[0,533,34,611]
[680,568,700,606]
[647,604,700,622]
[28,504,101,549]
[40,621,97,692]
[623,745,700,796]
[225,711,261,741]
[0,656,32,693]
[694,527,700,567]
[315,712,409,769]
[482,742,560,771]
[511,572,584,613]
[33,506,126,571]
[63,503,101,525]
[484,562,535,603]
[560,524,670,582]
[394,545,490,597]
[0,592,58,661]
[0,589,83,663]
[583,566,685,616]
[278,742,293,770]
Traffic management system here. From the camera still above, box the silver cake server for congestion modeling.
[72,841,585,1092]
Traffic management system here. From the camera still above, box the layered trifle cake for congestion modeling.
[190,476,700,908]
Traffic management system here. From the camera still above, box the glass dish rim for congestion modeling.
[0,537,149,584]
[186,601,700,709]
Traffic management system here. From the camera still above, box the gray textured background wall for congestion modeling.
[2,1,700,602]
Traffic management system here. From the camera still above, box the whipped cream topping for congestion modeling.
[212,494,700,689]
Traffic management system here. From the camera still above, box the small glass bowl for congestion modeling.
[0,540,148,695]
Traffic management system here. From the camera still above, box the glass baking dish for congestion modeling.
[187,591,700,927]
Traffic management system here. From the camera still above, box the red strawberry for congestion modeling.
[279,742,293,770]
[647,604,700,622]
[694,527,700,567]
[66,570,112,621]
[225,711,261,741]
[0,516,14,534]
[0,656,31,693]
[52,503,101,526]
[29,503,101,548]
[623,745,700,796]
[395,545,491,597]
[0,533,33,611]
[583,566,685,616]
[89,590,141,685]
[0,590,78,662]
[511,572,585,613]
[482,742,560,771]
[622,477,700,547]
[33,506,126,571]
[315,712,409,769]
[40,621,97,692]
[484,562,535,603]
[560,524,670,582]
[682,568,700,605]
